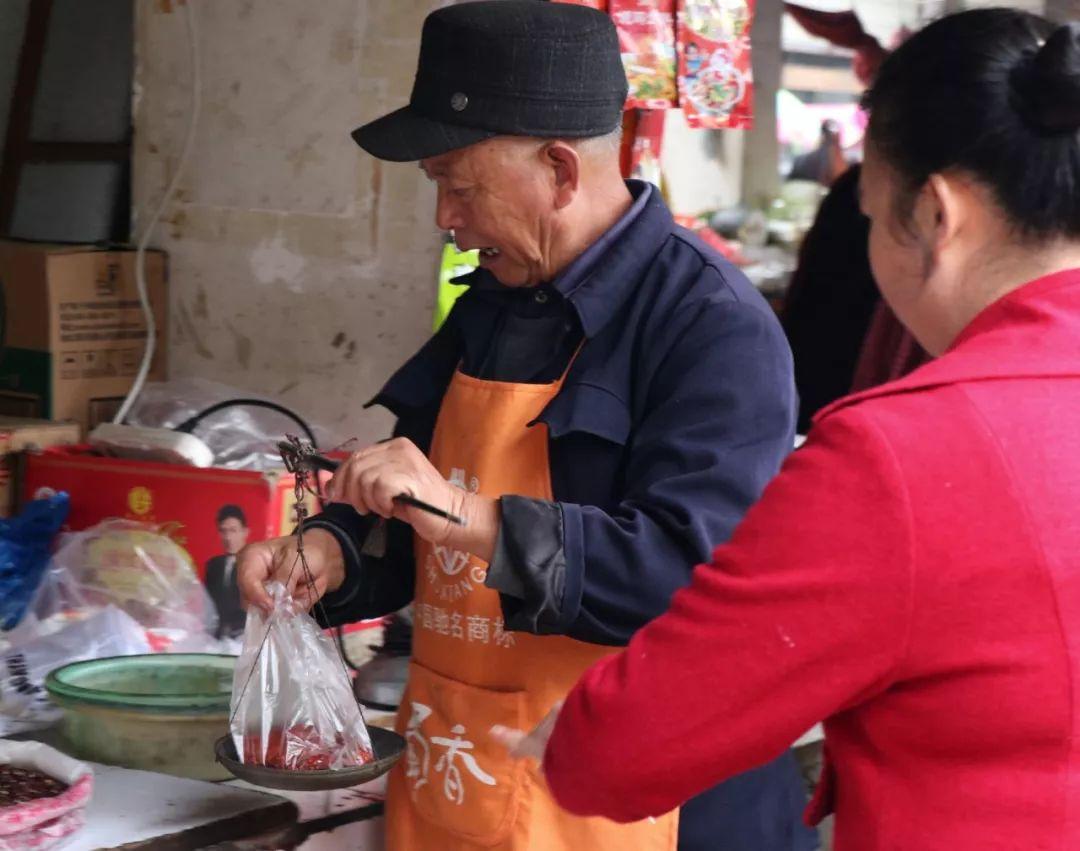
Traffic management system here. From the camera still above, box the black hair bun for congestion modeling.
[1012,22,1080,134]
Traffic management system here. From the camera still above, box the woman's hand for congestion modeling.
[490,702,563,761]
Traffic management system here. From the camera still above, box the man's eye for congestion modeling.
[451,187,471,198]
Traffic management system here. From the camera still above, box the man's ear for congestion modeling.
[541,141,582,209]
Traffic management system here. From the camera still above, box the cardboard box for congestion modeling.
[0,241,167,432]
[0,416,81,517]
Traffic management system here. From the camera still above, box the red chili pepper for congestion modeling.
[243,726,374,770]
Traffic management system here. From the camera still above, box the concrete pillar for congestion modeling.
[741,0,782,209]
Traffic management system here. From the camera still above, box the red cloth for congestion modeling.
[544,268,1080,849]
[784,3,887,85]
[849,300,931,391]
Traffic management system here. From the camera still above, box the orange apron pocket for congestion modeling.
[399,661,529,846]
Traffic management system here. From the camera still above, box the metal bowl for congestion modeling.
[214,727,405,791]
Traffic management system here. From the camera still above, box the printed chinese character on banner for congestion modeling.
[450,612,464,640]
[435,608,451,635]
[447,467,480,494]
[493,617,515,648]
[404,703,497,806]
[405,702,434,796]
[431,724,497,805]
[467,615,491,644]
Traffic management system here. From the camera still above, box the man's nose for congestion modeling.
[435,191,464,231]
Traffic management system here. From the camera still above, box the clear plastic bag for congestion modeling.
[230,583,374,771]
[126,378,336,471]
[22,520,218,650]
[0,606,150,736]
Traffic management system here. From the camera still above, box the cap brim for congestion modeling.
[351,105,498,162]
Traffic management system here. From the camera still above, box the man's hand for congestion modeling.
[236,528,345,614]
[328,437,500,561]
[490,702,563,761]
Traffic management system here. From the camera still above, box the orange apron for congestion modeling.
[385,362,679,850]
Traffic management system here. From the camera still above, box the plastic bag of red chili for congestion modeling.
[229,583,373,772]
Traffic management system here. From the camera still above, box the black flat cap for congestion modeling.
[352,0,628,162]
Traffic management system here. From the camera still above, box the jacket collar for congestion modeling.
[369,181,677,416]
[817,268,1080,421]
[450,180,672,340]
[554,180,669,338]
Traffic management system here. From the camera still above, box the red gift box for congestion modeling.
[21,446,316,577]
[19,447,384,635]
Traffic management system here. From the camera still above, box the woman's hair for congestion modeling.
[863,9,1080,242]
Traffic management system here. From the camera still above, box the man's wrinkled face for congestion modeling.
[421,139,557,287]
[218,517,248,555]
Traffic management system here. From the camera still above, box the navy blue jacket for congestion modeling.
[314,183,815,851]
[318,184,797,641]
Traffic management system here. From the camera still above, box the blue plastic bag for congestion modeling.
[0,493,69,631]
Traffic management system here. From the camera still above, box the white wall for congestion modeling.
[661,110,744,216]
[133,0,448,446]
[132,0,1075,421]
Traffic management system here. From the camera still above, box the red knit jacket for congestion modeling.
[544,269,1080,850]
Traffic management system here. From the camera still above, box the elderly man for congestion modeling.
[238,2,814,850]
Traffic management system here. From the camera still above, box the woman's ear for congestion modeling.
[910,173,965,278]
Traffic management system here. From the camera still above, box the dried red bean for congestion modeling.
[0,764,68,806]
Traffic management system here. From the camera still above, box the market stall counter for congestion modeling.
[11,712,395,850]
[64,761,299,850]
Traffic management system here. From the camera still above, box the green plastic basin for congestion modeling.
[45,654,236,780]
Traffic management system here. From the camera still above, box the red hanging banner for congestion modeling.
[677,0,755,129]
[552,0,609,9]
[610,0,678,109]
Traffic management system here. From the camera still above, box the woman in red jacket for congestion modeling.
[495,10,1080,849]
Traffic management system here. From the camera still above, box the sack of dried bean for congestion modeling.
[0,740,92,851]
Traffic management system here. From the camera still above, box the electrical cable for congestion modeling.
[113,0,201,424]
[174,398,320,449]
